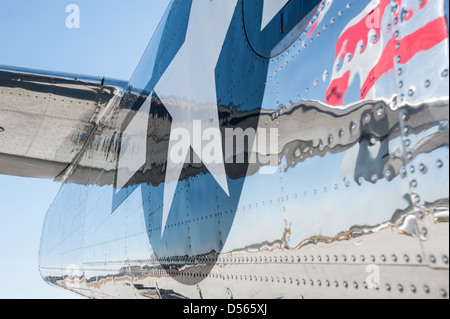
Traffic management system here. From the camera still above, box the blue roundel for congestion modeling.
[243,0,322,58]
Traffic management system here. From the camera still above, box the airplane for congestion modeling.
[0,0,448,299]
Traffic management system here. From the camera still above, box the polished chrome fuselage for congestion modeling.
[3,0,448,299]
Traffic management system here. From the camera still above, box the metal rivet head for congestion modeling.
[425,80,431,87]
[398,284,404,292]
[424,285,430,293]
[0,126,4,133]
[442,69,449,77]
[411,285,417,293]
[419,163,427,173]
[440,289,447,298]
[386,283,391,291]
[404,137,411,146]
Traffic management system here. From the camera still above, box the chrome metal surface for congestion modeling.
[0,65,127,179]
[2,0,448,299]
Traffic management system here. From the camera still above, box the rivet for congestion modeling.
[398,284,404,292]
[376,106,385,117]
[343,281,348,288]
[422,227,428,236]
[424,285,430,293]
[425,80,431,87]
[404,139,411,147]
[419,163,427,173]
[381,254,386,262]
[353,282,358,289]
[385,170,392,180]
[386,283,391,291]
[443,255,449,264]
[391,95,398,108]
[430,255,436,263]
[436,159,443,168]
[411,285,417,293]
[440,289,447,298]
[417,255,423,262]
[401,9,408,20]
[408,87,415,96]
[363,281,368,289]
[392,254,398,262]
[0,127,4,133]
[442,69,449,77]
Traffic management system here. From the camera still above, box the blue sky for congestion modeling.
[0,0,170,299]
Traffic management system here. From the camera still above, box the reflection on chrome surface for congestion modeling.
[32,0,450,298]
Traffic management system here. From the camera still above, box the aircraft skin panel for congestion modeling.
[30,0,450,299]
